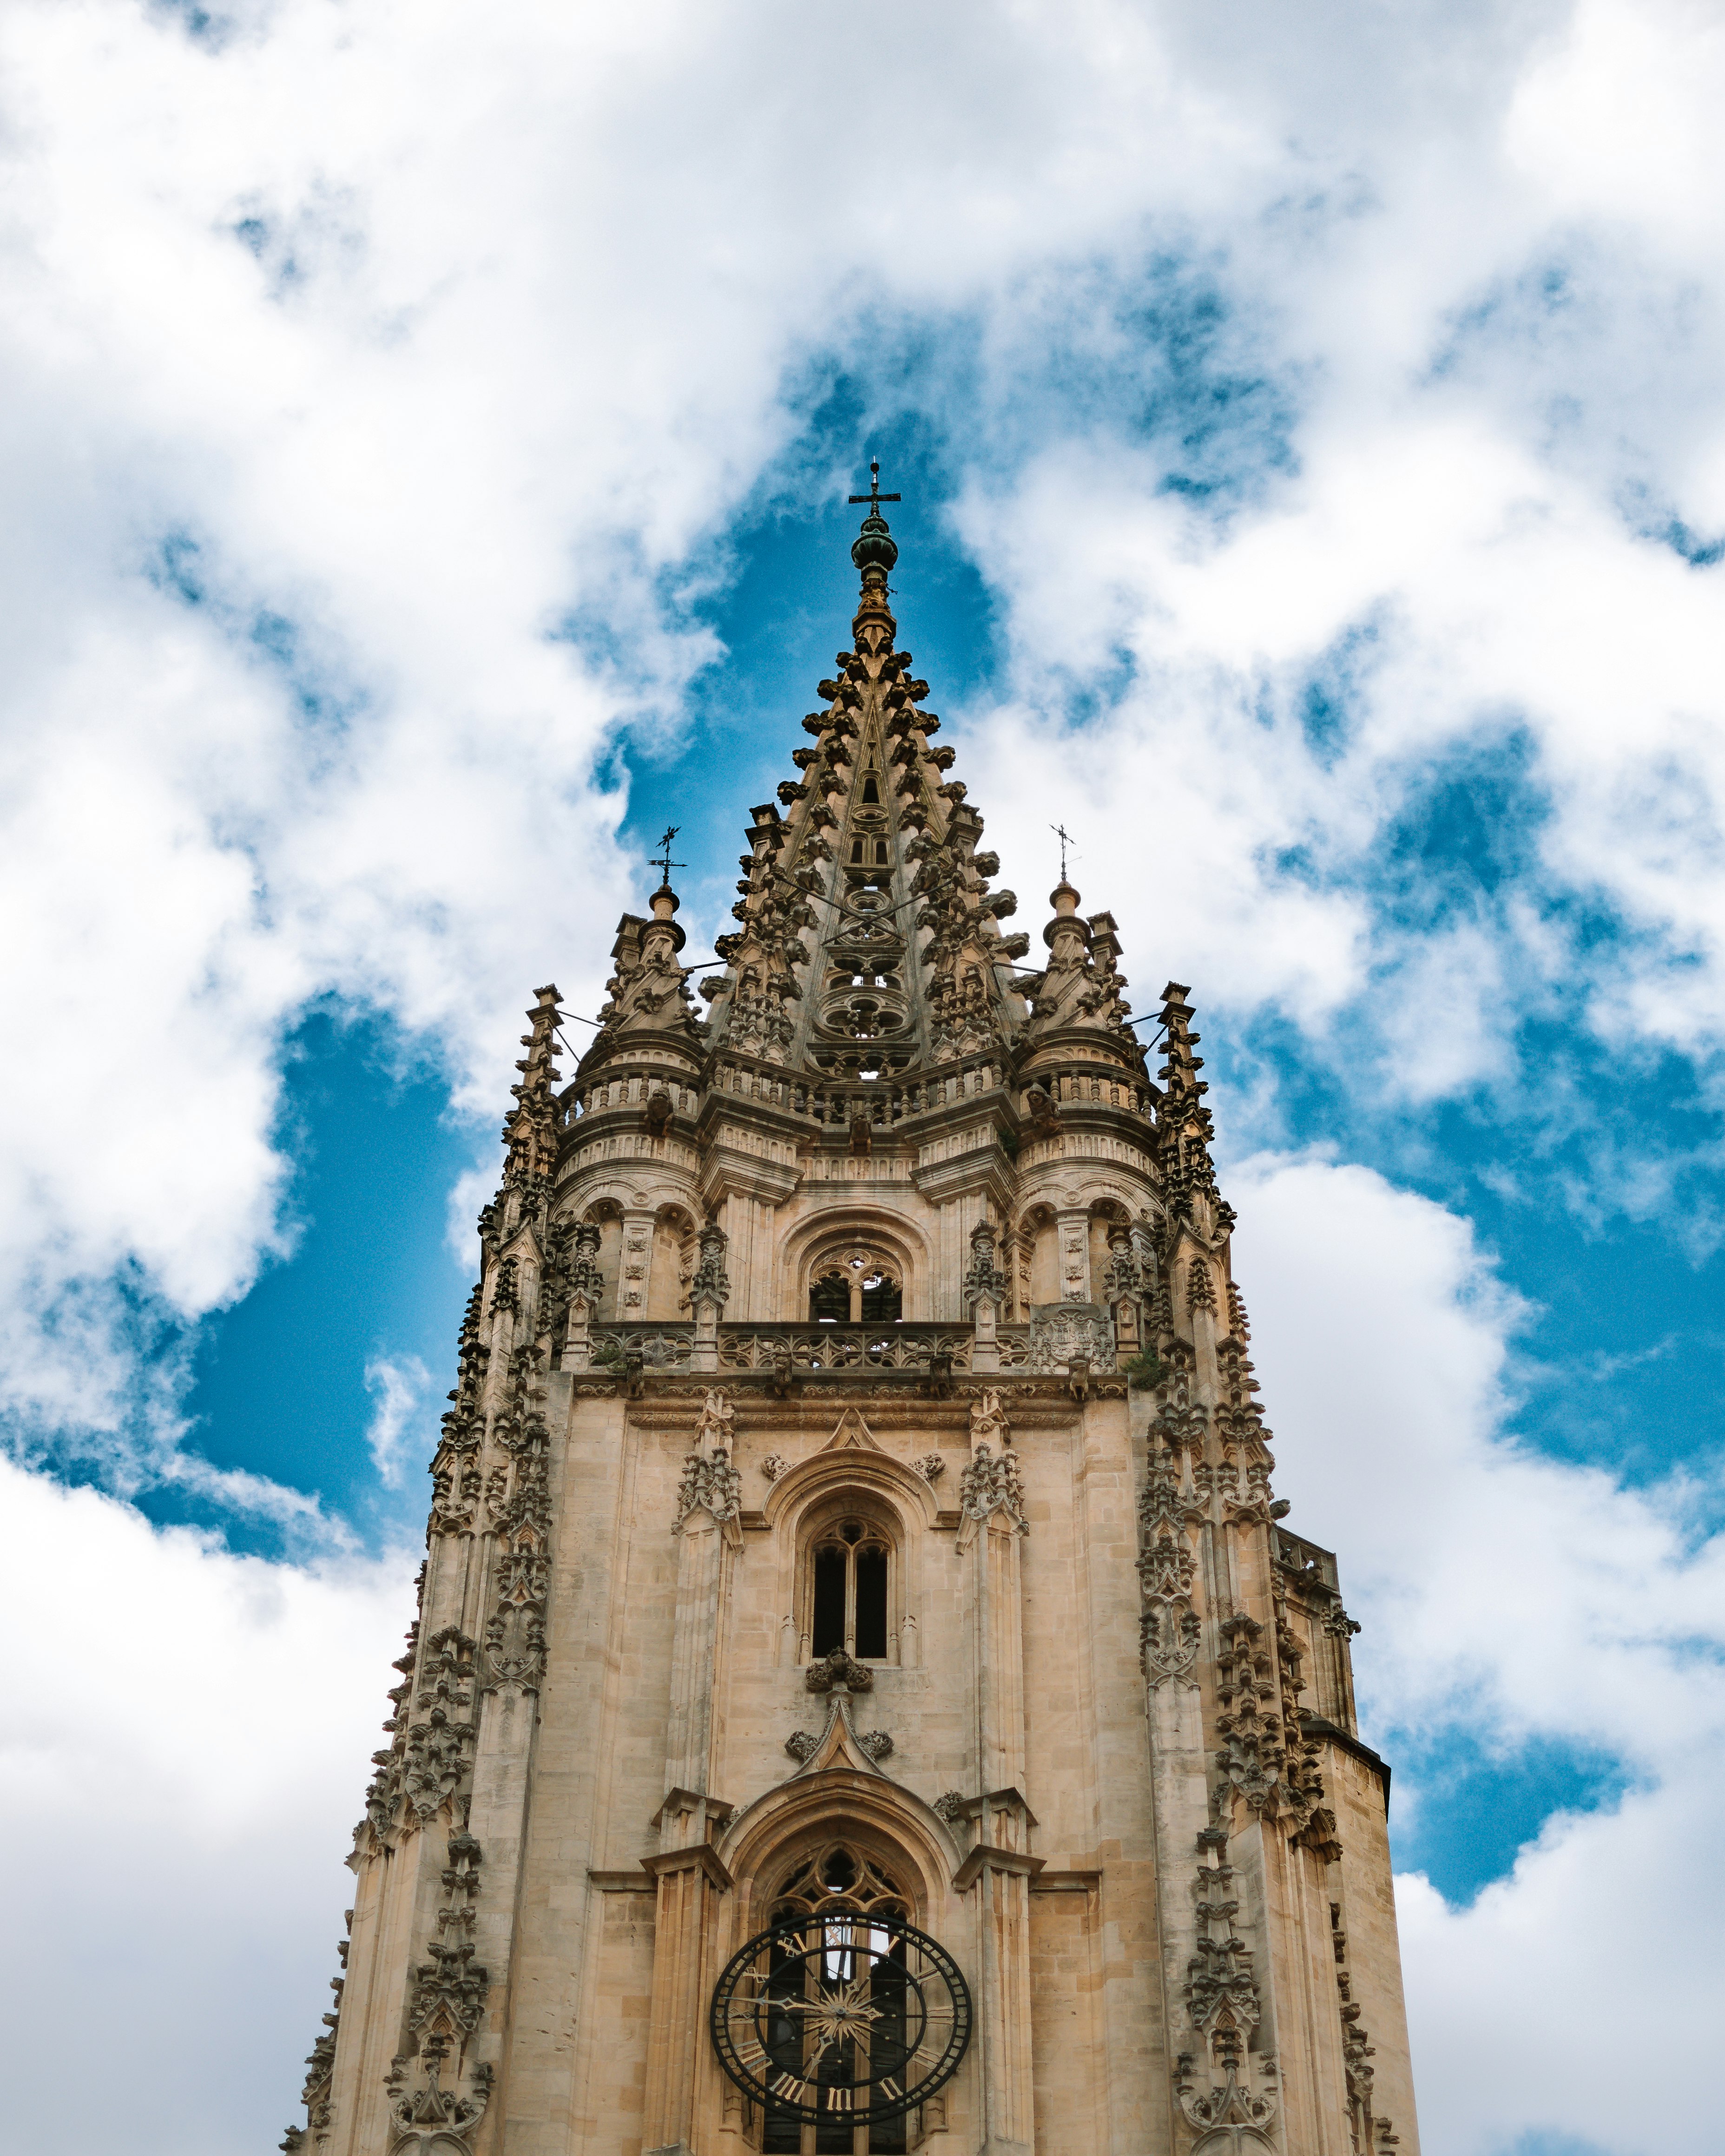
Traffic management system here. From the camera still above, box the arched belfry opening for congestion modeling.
[804,1238,907,1325]
[808,1263,902,1324]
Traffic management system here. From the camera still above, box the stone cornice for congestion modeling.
[641,1845,735,1891]
[613,1382,1099,1431]
[953,1845,1047,1891]
[1300,1716,1393,1811]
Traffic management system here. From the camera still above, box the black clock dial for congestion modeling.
[710,1912,972,2127]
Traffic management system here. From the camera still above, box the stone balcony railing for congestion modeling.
[718,1322,1034,1374]
[580,1319,1085,1377]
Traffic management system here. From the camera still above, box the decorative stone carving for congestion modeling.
[591,883,704,1047]
[784,1730,820,1762]
[1175,1825,1275,2142]
[387,1830,492,2149]
[962,1220,1007,1310]
[694,1387,734,1452]
[1018,880,1134,1045]
[566,1220,604,1306]
[1027,1301,1114,1373]
[673,1451,741,1532]
[401,1629,477,1822]
[804,1648,873,1693]
[933,1791,967,1825]
[481,1344,553,1692]
[913,1452,945,1483]
[673,1388,741,1532]
[957,1444,1027,1534]
[761,1452,790,1483]
[968,1386,1009,1449]
[689,1223,731,1312]
[359,1621,421,1839]
[1138,1448,1201,1690]
[1176,2059,1278,2144]
[856,1729,894,1761]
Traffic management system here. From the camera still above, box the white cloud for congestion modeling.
[362,1352,431,1486]
[2,0,1723,1453]
[0,1455,416,2153]
[1230,1151,1725,2154]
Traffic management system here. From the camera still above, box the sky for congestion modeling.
[3,0,1724,2150]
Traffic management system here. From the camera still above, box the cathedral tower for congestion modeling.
[286,482,1421,2156]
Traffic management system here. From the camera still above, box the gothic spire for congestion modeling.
[703,477,1032,1090]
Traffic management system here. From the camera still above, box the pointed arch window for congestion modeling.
[861,775,880,804]
[810,1519,891,1660]
[761,1844,912,2154]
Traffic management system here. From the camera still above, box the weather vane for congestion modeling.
[848,458,902,516]
[652,826,685,885]
[1051,822,1076,880]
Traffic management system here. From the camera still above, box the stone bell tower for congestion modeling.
[285,483,1421,2156]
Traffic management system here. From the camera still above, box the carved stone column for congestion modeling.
[618,1206,658,1321]
[642,1391,742,2154]
[665,1390,740,1789]
[559,1221,604,1372]
[955,1392,1035,2156]
[956,1398,1028,1794]
[641,1827,735,2156]
[954,1792,1041,2156]
[688,1222,731,1374]
[963,1219,1007,1374]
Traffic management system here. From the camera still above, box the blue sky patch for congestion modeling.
[175,1008,482,1554]
[1386,1730,1635,1905]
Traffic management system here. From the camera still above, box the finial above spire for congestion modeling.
[849,458,902,583]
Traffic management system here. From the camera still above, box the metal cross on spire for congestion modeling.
[652,826,685,885]
[848,459,902,517]
[1050,822,1077,881]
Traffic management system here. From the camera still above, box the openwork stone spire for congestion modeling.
[702,493,1032,1097]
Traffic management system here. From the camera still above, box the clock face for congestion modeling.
[710,1912,972,2127]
